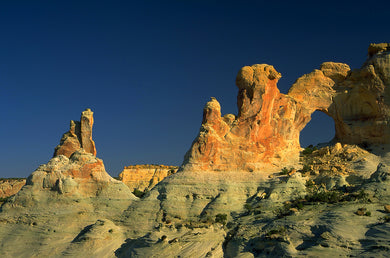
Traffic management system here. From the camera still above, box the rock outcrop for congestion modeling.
[2,43,390,258]
[327,43,390,144]
[2,109,134,206]
[53,108,97,158]
[22,150,133,199]
[0,178,25,200]
[118,165,178,192]
[0,109,135,257]
[182,43,390,172]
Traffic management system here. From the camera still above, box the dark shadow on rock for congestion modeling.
[115,234,153,258]
[359,222,390,256]
[71,224,94,243]
[295,225,328,251]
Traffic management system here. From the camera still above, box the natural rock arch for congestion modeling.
[299,110,335,147]
[181,43,390,172]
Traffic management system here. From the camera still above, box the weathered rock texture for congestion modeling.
[118,165,178,192]
[0,179,25,200]
[54,108,97,158]
[182,43,390,172]
[5,109,134,206]
[22,150,133,199]
[0,110,135,257]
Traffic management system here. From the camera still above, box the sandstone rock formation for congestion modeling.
[21,149,133,199]
[0,178,25,200]
[2,43,390,258]
[182,43,390,172]
[2,109,134,206]
[118,165,178,192]
[327,43,390,144]
[53,108,97,158]
[0,109,136,257]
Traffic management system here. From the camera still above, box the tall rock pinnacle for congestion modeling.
[53,108,97,157]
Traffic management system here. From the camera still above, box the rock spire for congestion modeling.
[53,108,97,158]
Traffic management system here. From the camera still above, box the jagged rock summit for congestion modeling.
[0,109,135,257]
[3,109,134,207]
[182,43,390,172]
[54,108,97,158]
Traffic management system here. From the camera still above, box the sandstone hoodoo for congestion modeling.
[182,43,390,172]
[7,109,134,206]
[118,165,178,192]
[53,108,97,158]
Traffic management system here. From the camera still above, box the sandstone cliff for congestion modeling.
[118,165,178,192]
[182,43,390,172]
[53,108,96,158]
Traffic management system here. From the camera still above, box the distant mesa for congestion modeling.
[182,43,390,172]
[54,108,96,158]
[118,165,178,192]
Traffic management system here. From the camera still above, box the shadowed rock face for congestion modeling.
[183,43,390,172]
[327,44,390,144]
[53,109,97,158]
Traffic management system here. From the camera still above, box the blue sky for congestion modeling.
[1,1,389,178]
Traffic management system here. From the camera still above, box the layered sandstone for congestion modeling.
[53,108,97,158]
[182,43,390,172]
[118,165,178,192]
[0,178,25,200]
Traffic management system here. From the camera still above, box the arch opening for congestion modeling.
[300,111,335,147]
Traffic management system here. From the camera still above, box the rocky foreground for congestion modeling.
[1,43,390,257]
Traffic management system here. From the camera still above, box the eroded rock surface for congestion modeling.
[118,165,178,192]
[183,44,390,172]
[1,43,390,258]
[54,108,97,158]
[0,179,25,200]
[0,110,135,257]
[20,150,133,199]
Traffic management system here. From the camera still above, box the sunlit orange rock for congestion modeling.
[118,165,178,192]
[0,179,25,200]
[182,43,390,172]
[53,109,96,158]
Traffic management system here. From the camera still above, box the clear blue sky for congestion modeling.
[1,1,389,178]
